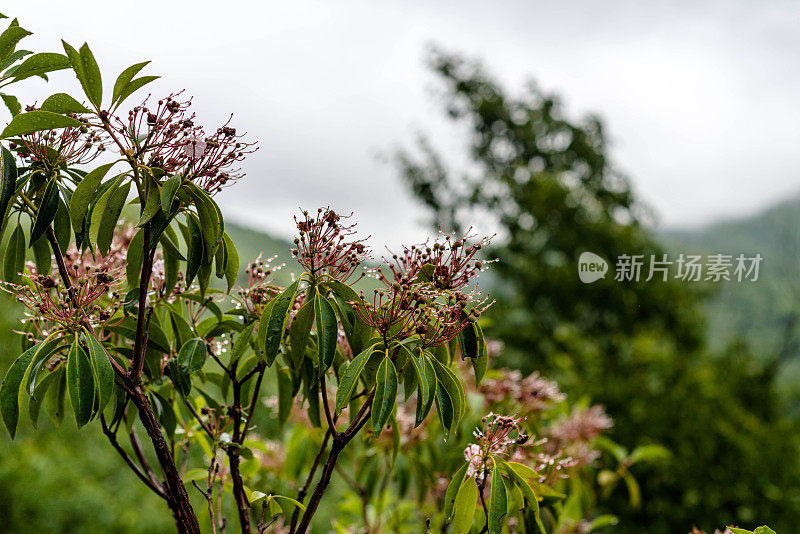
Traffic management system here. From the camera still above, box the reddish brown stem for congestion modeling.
[294,397,374,534]
[229,375,251,533]
[130,386,201,534]
[131,223,154,381]
[289,429,332,533]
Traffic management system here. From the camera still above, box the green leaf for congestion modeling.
[178,338,207,373]
[0,25,31,67]
[163,235,180,295]
[185,213,203,286]
[277,363,293,427]
[54,196,70,250]
[629,444,671,465]
[622,472,641,508]
[197,257,212,298]
[30,177,59,245]
[69,162,115,235]
[39,92,89,114]
[487,463,508,534]
[444,462,469,520]
[429,355,466,428]
[137,176,161,226]
[28,367,58,429]
[257,281,298,366]
[213,235,227,279]
[0,93,20,116]
[221,232,238,292]
[1,48,31,72]
[0,146,18,235]
[107,315,171,354]
[78,43,102,108]
[168,308,194,349]
[84,331,115,414]
[434,380,454,439]
[1,110,82,138]
[471,322,488,386]
[189,185,222,260]
[161,174,181,213]
[31,236,51,275]
[315,293,338,374]
[415,352,437,426]
[168,359,191,397]
[10,52,70,82]
[335,344,377,412]
[67,338,95,428]
[370,356,397,433]
[3,223,25,283]
[231,321,255,362]
[94,180,130,255]
[503,462,543,532]
[126,228,144,288]
[288,298,314,369]
[459,317,479,360]
[113,76,159,110]
[19,336,62,402]
[452,475,478,534]
[45,366,66,429]
[112,61,149,104]
[326,280,371,355]
[0,341,40,438]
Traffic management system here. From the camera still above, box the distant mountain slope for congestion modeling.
[224,221,297,285]
[660,193,800,368]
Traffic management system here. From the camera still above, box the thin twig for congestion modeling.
[101,415,166,499]
[320,375,337,436]
[289,429,331,533]
[129,426,159,487]
[184,400,215,440]
[130,223,154,381]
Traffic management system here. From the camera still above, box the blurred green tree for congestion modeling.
[396,47,800,532]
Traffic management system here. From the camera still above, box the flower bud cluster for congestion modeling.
[236,253,285,316]
[463,413,529,479]
[385,229,494,291]
[17,108,106,169]
[110,93,256,194]
[480,369,565,413]
[353,230,494,346]
[291,208,369,283]
[5,267,122,334]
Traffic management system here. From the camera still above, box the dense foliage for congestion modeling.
[0,15,657,534]
[396,48,799,533]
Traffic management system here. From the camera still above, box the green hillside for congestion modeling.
[224,221,297,285]
[661,194,800,392]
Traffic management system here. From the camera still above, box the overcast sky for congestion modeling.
[9,0,800,248]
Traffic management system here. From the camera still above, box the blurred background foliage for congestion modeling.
[394,49,800,533]
[0,47,798,533]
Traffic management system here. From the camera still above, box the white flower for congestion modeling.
[464,443,484,477]
[182,137,207,160]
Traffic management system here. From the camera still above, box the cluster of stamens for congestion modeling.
[291,208,369,282]
[4,268,122,334]
[236,254,285,316]
[351,230,493,346]
[386,229,493,291]
[16,108,106,170]
[110,92,257,194]
[464,413,529,478]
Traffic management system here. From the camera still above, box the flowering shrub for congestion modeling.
[0,14,780,534]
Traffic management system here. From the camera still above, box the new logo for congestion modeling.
[578,252,608,283]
